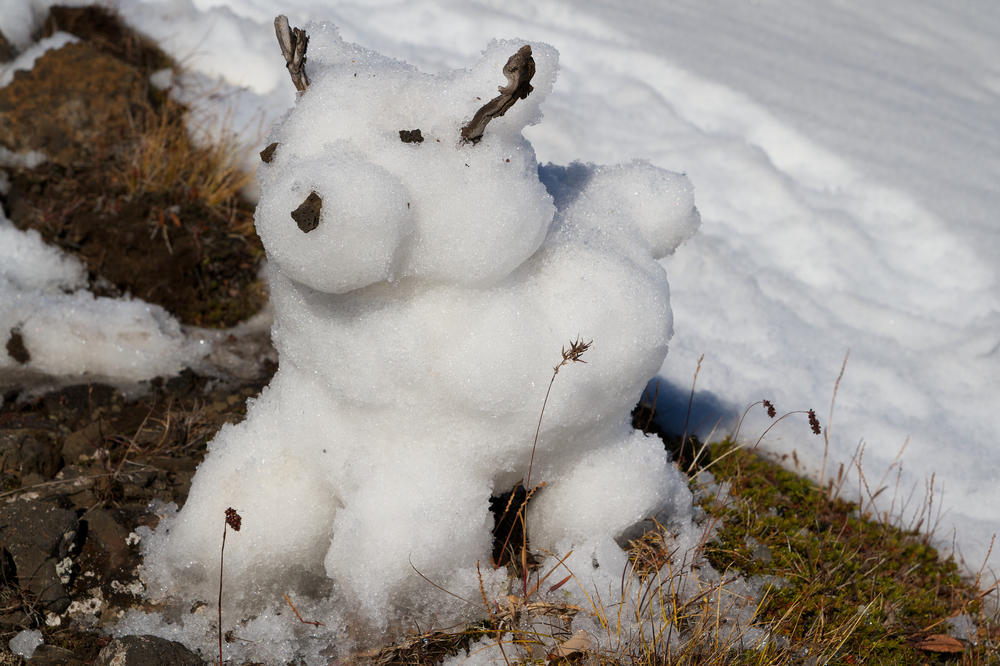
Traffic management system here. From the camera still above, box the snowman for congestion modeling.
[143,18,699,631]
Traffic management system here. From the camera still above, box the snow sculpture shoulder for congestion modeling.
[141,20,700,646]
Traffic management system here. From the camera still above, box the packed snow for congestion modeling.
[103,0,999,574]
[2,0,999,660]
[0,198,197,385]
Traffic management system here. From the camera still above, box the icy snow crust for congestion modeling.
[133,26,700,661]
[0,204,194,387]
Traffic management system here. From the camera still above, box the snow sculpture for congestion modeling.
[141,20,700,640]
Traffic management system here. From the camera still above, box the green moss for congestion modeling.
[699,440,986,664]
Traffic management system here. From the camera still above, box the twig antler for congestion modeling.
[460,45,535,144]
[274,15,310,91]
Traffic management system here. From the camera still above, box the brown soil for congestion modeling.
[0,365,275,664]
[0,5,265,328]
[4,166,266,328]
[0,6,276,663]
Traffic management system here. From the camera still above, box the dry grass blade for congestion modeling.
[116,97,253,215]
[282,594,324,627]
[914,633,965,653]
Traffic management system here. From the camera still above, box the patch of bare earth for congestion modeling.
[0,6,273,663]
[1,5,265,329]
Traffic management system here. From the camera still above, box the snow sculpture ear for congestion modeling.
[460,44,535,144]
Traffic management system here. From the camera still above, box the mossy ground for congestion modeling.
[696,440,998,665]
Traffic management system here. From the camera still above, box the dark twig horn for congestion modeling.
[461,45,535,144]
[275,15,310,92]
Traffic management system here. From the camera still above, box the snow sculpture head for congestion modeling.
[255,30,554,291]
[138,21,700,658]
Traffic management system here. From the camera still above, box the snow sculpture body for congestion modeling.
[143,23,700,633]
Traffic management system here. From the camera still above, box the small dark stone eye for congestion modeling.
[260,142,279,163]
[399,129,424,143]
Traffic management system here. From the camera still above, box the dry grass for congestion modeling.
[113,96,254,230]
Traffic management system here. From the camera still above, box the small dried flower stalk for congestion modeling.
[219,507,242,664]
[762,400,776,418]
[808,409,821,435]
[555,337,592,374]
[225,507,242,531]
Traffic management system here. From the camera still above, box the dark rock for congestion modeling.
[164,368,204,395]
[0,428,62,480]
[19,432,62,479]
[399,128,424,143]
[291,191,322,233]
[0,547,15,582]
[28,644,86,666]
[0,29,16,63]
[0,500,79,613]
[96,635,205,666]
[63,421,106,464]
[6,327,29,364]
[50,465,99,510]
[82,508,131,574]
[260,141,278,163]
[0,41,145,165]
[0,608,30,629]
[40,384,114,421]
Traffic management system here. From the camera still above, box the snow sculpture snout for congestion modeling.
[141,20,700,640]
[255,154,413,293]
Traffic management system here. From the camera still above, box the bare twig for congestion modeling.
[282,594,324,627]
[461,45,535,144]
[680,353,704,466]
[274,15,310,92]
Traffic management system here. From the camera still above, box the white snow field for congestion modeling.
[116,0,1000,575]
[2,0,999,645]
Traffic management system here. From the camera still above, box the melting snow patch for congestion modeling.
[8,629,43,658]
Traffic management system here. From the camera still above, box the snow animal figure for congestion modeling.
[142,21,700,635]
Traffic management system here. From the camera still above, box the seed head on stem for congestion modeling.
[522,337,591,596]
[219,507,242,665]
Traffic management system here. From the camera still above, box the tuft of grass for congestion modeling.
[697,439,998,664]
[113,96,254,228]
